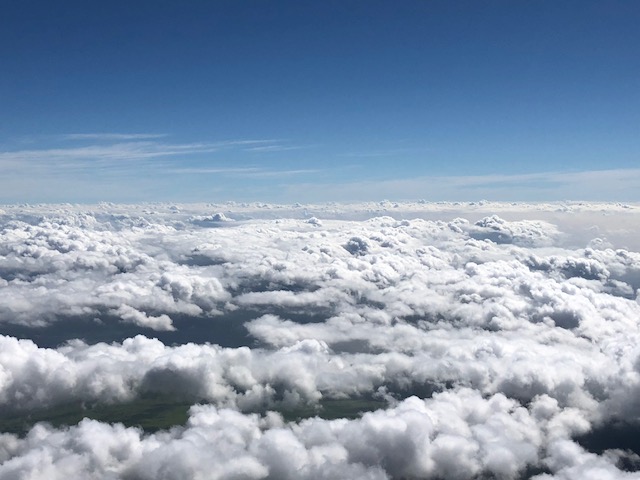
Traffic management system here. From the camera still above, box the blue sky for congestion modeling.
[1,0,639,203]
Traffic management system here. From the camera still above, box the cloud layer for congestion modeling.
[0,202,640,478]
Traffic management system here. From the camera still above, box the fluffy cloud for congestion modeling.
[1,390,637,480]
[1,201,640,478]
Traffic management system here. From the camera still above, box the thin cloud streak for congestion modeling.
[240,168,321,178]
[61,133,169,141]
[245,144,317,153]
[0,142,210,161]
[166,167,262,175]
[0,138,284,168]
[166,167,320,178]
[338,147,431,158]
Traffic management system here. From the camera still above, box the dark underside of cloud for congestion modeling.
[1,202,640,479]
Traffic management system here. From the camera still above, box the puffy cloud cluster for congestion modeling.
[1,201,640,478]
[0,389,623,480]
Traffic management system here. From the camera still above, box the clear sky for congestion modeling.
[1,0,639,203]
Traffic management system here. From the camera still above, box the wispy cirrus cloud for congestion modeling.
[166,167,320,178]
[0,137,287,171]
[166,167,263,175]
[338,147,431,158]
[0,142,219,165]
[55,134,278,146]
[244,144,317,153]
[239,168,320,178]
[60,133,169,141]
[0,134,322,202]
